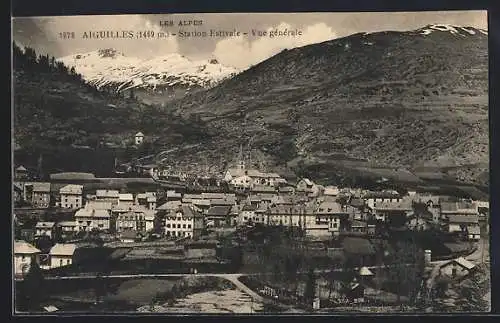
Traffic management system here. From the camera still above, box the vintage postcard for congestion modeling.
[12,11,490,314]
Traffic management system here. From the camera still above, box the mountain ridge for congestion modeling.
[165,25,488,186]
[57,49,240,102]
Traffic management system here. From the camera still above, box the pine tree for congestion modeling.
[18,261,45,311]
[304,269,317,306]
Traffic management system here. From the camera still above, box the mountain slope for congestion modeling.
[58,49,240,103]
[13,43,213,175]
[168,24,489,186]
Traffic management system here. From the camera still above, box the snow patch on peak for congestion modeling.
[57,50,240,93]
[428,24,459,34]
[459,27,476,35]
[418,24,487,37]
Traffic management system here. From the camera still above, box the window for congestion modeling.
[60,259,63,266]
[333,223,338,229]
[188,224,191,229]
[67,259,71,265]
[177,224,181,228]
[183,224,186,229]
[166,224,171,228]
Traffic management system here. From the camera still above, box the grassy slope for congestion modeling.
[169,29,488,186]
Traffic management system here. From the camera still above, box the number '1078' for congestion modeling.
[59,32,75,39]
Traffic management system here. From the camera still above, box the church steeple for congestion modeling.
[238,144,246,170]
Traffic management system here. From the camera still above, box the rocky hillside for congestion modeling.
[168,24,489,186]
[13,43,213,174]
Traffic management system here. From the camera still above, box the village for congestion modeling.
[13,132,490,313]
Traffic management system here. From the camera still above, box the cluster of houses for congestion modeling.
[13,160,489,277]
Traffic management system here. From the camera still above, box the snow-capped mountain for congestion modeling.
[416,24,488,36]
[58,48,240,95]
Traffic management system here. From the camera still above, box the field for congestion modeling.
[19,276,240,313]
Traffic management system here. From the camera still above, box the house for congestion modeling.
[136,192,157,210]
[14,240,41,277]
[238,204,258,225]
[13,183,23,204]
[443,214,479,234]
[210,199,236,207]
[440,201,479,220]
[15,165,29,180]
[58,221,78,236]
[49,243,77,268]
[407,216,430,231]
[466,225,481,241]
[164,205,204,239]
[135,131,144,145]
[349,220,368,234]
[271,195,296,206]
[59,184,84,209]
[230,175,253,189]
[206,206,232,228]
[115,206,155,233]
[35,222,56,239]
[74,206,111,232]
[324,186,340,197]
[296,178,320,197]
[95,190,120,204]
[24,182,51,208]
[251,184,277,194]
[278,186,295,195]
[118,193,135,208]
[157,200,182,212]
[308,201,349,237]
[267,205,303,227]
[364,191,402,210]
[166,190,182,201]
[439,257,477,279]
[369,198,413,227]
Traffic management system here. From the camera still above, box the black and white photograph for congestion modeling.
[12,11,491,314]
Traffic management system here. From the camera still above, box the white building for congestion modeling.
[95,190,120,204]
[58,221,78,235]
[59,184,84,209]
[14,240,41,277]
[164,205,204,239]
[135,132,144,145]
[118,193,135,209]
[115,206,155,233]
[136,192,157,210]
[75,206,110,231]
[35,221,56,239]
[49,243,77,268]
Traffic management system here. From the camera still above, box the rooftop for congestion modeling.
[96,189,120,198]
[316,201,345,214]
[31,182,51,192]
[60,184,83,195]
[35,221,55,228]
[206,206,232,217]
[75,208,110,218]
[14,240,41,254]
[50,243,77,256]
[445,214,479,224]
[119,193,134,201]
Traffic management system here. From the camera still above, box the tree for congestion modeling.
[386,239,426,307]
[304,269,317,307]
[18,261,45,311]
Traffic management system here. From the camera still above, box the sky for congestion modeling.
[12,11,487,69]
